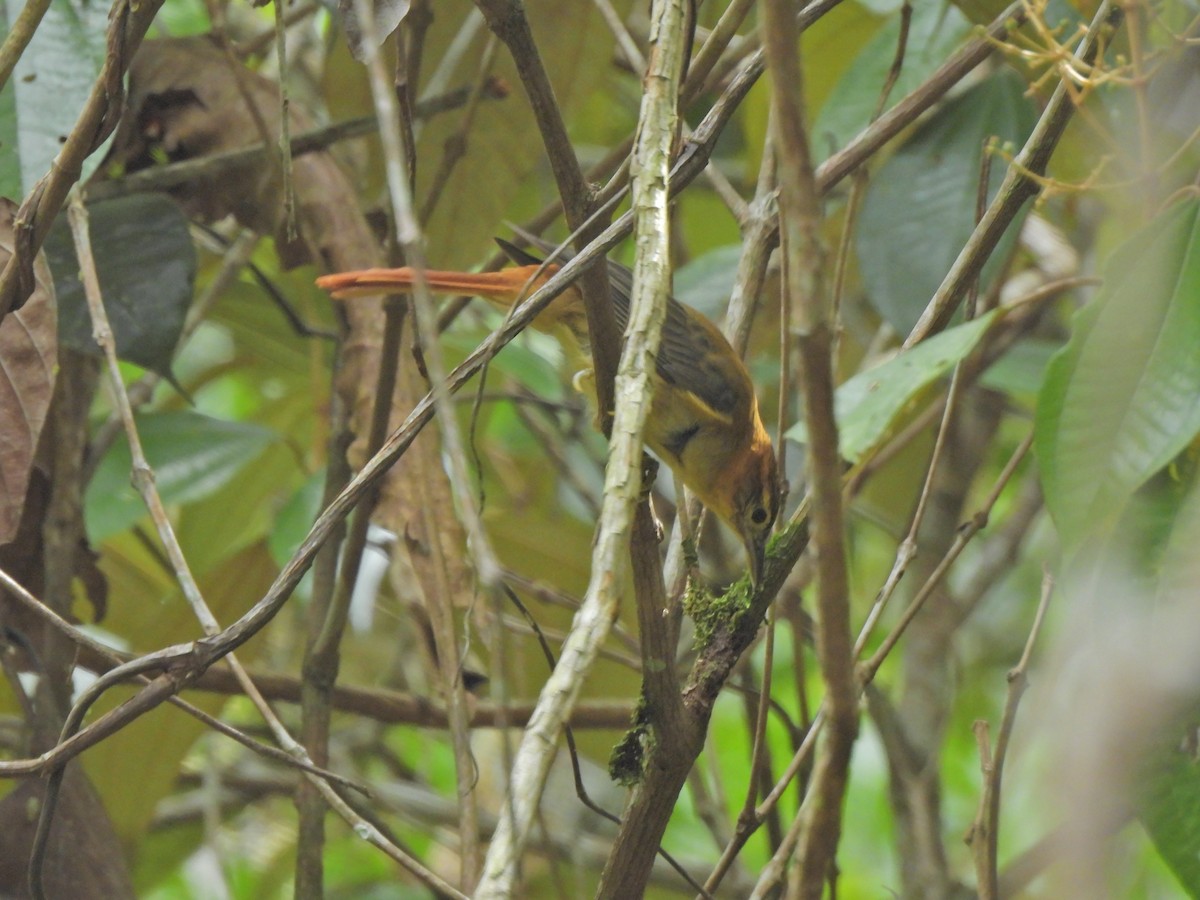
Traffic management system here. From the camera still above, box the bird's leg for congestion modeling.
[639,455,665,543]
[672,471,702,584]
[571,368,594,395]
[571,367,606,434]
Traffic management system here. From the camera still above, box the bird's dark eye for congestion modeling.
[750,507,769,526]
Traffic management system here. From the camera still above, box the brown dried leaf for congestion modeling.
[0,198,58,545]
[105,36,477,623]
[108,37,307,265]
[0,767,134,899]
[338,0,411,62]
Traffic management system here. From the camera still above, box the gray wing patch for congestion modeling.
[605,263,741,418]
[498,236,742,418]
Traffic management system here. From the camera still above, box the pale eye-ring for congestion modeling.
[750,507,769,527]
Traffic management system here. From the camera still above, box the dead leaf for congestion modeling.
[0,198,58,546]
[339,0,411,62]
[0,767,134,899]
[105,36,341,268]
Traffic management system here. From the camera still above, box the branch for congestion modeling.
[0,0,167,319]
[905,0,1124,345]
[350,1,488,887]
[968,570,1054,898]
[0,3,1026,884]
[86,85,507,204]
[476,0,690,891]
[760,0,857,895]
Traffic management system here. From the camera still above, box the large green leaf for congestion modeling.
[0,72,16,201]
[787,310,997,463]
[1035,199,1200,552]
[86,410,277,540]
[1137,704,1200,899]
[814,1,972,162]
[675,244,743,319]
[44,193,195,378]
[856,70,1037,334]
[1136,470,1200,895]
[85,539,280,844]
[0,0,109,198]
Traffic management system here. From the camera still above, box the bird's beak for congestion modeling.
[744,532,766,587]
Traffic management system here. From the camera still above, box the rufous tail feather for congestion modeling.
[315,266,548,306]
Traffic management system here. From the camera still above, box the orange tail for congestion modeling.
[316,265,553,308]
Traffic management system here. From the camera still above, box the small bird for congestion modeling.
[316,239,780,583]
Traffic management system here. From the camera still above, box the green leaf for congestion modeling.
[85,411,277,541]
[1137,713,1200,899]
[1157,465,1200,607]
[0,71,17,201]
[44,194,195,379]
[675,244,742,320]
[787,310,997,463]
[814,1,971,161]
[1035,199,1200,552]
[856,70,1038,334]
[978,338,1062,398]
[269,471,326,567]
[2,0,110,197]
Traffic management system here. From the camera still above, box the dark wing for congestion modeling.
[603,261,743,420]
[496,236,744,421]
[495,237,548,267]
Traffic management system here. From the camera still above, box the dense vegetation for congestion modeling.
[1,0,1198,896]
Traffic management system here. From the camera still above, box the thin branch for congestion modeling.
[418,35,503,223]
[352,0,488,885]
[0,0,52,90]
[861,432,1034,681]
[477,0,690,891]
[682,0,756,103]
[84,84,509,204]
[0,0,167,318]
[905,0,1124,345]
[969,570,1054,899]
[0,567,364,789]
[761,0,856,895]
[593,0,646,72]
[270,0,296,239]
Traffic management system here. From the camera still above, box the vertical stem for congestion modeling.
[760,0,858,896]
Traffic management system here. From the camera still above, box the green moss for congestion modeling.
[608,695,649,786]
[683,577,754,649]
[681,535,700,572]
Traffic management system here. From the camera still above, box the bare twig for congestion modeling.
[760,0,856,894]
[270,0,296,239]
[906,0,1123,345]
[861,432,1034,681]
[84,85,509,204]
[43,194,463,900]
[0,567,363,788]
[351,0,488,886]
[0,0,166,318]
[0,0,52,89]
[969,570,1054,898]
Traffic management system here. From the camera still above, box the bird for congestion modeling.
[316,238,780,584]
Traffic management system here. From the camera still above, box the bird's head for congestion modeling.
[709,427,780,587]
